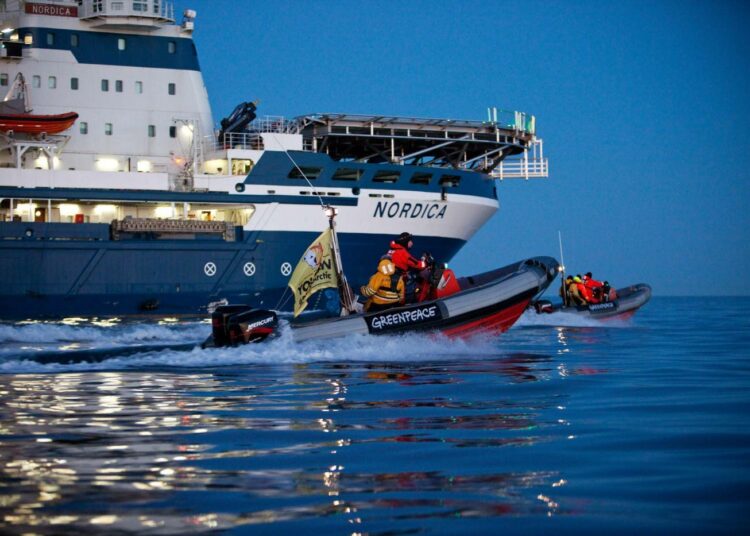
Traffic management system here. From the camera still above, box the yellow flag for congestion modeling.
[288,228,339,317]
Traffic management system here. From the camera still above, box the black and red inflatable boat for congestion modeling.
[203,256,559,346]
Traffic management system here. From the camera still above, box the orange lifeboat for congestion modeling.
[0,111,79,135]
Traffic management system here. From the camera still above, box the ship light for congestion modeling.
[15,202,36,213]
[154,206,174,219]
[94,204,117,215]
[136,160,152,173]
[96,158,119,172]
[1,28,14,34]
[59,204,80,217]
[33,155,50,169]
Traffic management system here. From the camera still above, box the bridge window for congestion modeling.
[410,172,432,185]
[373,170,400,183]
[80,122,88,135]
[168,41,176,54]
[70,34,79,47]
[46,32,54,46]
[48,76,56,89]
[0,74,7,87]
[105,123,113,136]
[135,81,143,93]
[101,79,109,92]
[117,38,126,51]
[70,77,78,90]
[288,166,322,180]
[440,175,461,187]
[133,1,148,11]
[169,126,176,138]
[23,34,32,45]
[115,80,123,92]
[148,125,156,137]
[332,168,362,181]
[32,75,40,88]
[168,83,175,95]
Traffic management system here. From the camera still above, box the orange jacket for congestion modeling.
[388,242,426,273]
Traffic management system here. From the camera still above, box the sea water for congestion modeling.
[0,297,747,534]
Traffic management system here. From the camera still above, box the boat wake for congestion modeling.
[515,309,631,328]
[0,319,519,374]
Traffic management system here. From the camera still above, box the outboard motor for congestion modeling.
[203,305,278,348]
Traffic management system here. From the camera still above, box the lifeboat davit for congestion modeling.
[0,111,79,135]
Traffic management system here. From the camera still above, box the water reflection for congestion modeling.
[0,355,571,532]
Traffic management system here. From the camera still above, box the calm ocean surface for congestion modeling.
[0,297,748,534]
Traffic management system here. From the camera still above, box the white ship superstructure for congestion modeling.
[0,0,549,318]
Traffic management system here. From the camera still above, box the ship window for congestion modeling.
[440,174,461,187]
[46,33,54,46]
[70,77,78,90]
[168,83,176,95]
[115,80,123,92]
[101,79,109,92]
[148,125,156,137]
[135,81,143,93]
[169,126,176,138]
[70,34,79,47]
[111,2,123,11]
[32,75,40,88]
[23,34,32,45]
[168,41,176,54]
[332,168,362,181]
[105,123,113,136]
[80,122,88,135]
[410,172,432,185]
[373,170,400,183]
[288,166,322,180]
[48,76,56,89]
[0,74,7,87]
[133,1,147,11]
[117,38,126,51]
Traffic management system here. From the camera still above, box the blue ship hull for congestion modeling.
[0,222,464,319]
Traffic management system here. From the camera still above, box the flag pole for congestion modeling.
[325,205,355,315]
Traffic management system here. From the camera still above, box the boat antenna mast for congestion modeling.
[325,205,356,315]
[558,230,568,307]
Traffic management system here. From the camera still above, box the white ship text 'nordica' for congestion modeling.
[373,202,447,219]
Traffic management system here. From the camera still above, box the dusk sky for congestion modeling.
[185,0,749,296]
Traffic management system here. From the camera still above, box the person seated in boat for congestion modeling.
[560,275,574,306]
[387,232,427,303]
[602,281,618,302]
[360,258,405,312]
[583,272,604,303]
[569,275,590,305]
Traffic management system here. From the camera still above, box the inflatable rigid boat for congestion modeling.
[532,283,651,321]
[204,256,560,346]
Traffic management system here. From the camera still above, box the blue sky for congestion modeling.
[185,0,750,295]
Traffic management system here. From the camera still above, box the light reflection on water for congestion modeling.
[3,299,745,533]
[0,352,570,534]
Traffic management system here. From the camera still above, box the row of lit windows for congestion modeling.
[287,166,461,186]
[78,122,179,138]
[0,73,175,95]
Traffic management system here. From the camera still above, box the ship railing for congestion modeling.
[78,0,175,22]
[489,138,548,180]
[203,117,299,153]
[203,132,264,153]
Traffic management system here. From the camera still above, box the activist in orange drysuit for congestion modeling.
[388,232,426,274]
